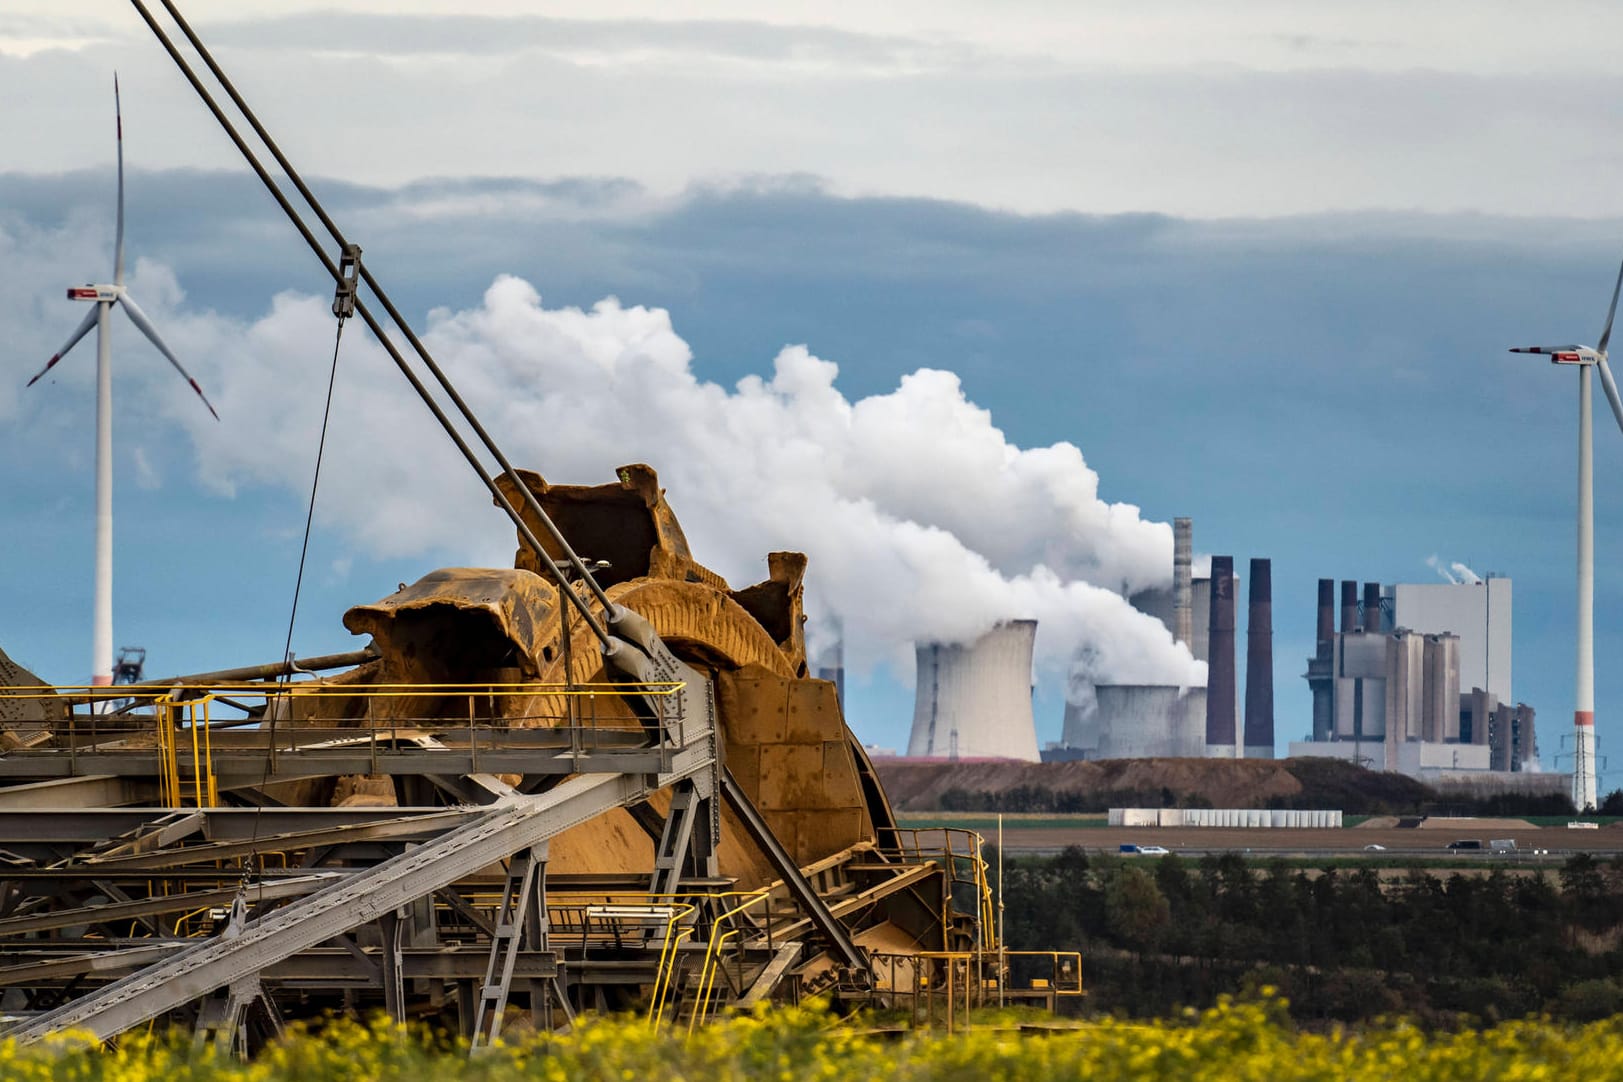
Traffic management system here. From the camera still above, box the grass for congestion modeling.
[9,997,1623,1081]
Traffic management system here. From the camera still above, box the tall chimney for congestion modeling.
[1173,517,1193,648]
[1363,581,1382,633]
[1244,558,1275,759]
[1309,578,1336,742]
[1339,580,1358,633]
[1206,556,1237,756]
[813,636,845,711]
[1316,579,1335,654]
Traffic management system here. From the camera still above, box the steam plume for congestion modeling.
[1426,555,1482,585]
[130,274,1205,691]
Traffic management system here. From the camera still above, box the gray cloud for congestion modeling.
[10,9,1623,217]
[197,13,971,73]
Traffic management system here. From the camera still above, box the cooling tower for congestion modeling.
[1173,517,1193,647]
[907,620,1040,761]
[1206,556,1237,757]
[1094,684,1208,759]
[1244,557,1275,759]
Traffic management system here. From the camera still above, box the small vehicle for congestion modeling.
[1489,838,1518,853]
[1119,844,1142,854]
[1363,843,1387,852]
[1446,839,1484,851]
[1137,845,1170,856]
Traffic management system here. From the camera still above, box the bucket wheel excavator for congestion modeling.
[0,464,998,1046]
[0,1,1064,1047]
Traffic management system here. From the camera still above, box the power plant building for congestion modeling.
[1389,579,1512,707]
[1049,518,1274,762]
[907,620,1040,761]
[1293,576,1540,779]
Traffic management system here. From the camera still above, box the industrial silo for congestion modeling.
[907,620,1040,761]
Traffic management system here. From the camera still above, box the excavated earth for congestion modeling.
[876,757,1318,812]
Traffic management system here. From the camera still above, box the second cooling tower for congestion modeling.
[907,620,1041,762]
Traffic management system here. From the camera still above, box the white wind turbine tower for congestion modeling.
[25,76,218,690]
[1510,257,1623,812]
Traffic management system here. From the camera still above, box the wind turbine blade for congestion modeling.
[1598,356,1623,438]
[25,307,100,387]
[117,293,219,420]
[1600,255,1623,356]
[113,73,125,287]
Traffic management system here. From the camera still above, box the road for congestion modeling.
[977,825,1623,858]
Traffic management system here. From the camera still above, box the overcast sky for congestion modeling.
[10,2,1623,217]
[6,2,1623,779]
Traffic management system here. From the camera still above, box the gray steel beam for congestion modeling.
[719,770,867,975]
[10,738,713,1043]
[0,776,157,809]
[0,946,561,985]
[74,813,488,871]
[0,808,479,845]
[0,749,675,782]
[0,874,342,937]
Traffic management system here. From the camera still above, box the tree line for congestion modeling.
[1000,848,1623,1026]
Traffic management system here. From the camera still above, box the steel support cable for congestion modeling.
[240,314,348,869]
[145,0,620,623]
[278,317,346,702]
[124,0,614,652]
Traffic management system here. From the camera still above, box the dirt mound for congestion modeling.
[1415,817,1534,833]
[876,757,1305,812]
[876,754,1439,814]
[1357,816,1400,829]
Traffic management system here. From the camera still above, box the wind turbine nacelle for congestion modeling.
[1550,350,1594,365]
[67,285,119,303]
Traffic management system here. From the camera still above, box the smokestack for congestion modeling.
[1173,517,1193,648]
[1340,580,1358,633]
[813,636,845,711]
[906,620,1040,762]
[1206,556,1237,756]
[1309,579,1335,742]
[1363,582,1382,633]
[1244,558,1275,759]
[1316,579,1335,654]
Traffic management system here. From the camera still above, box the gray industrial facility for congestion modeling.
[1049,518,1275,762]
[1292,577,1542,779]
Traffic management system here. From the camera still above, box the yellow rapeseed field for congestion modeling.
[3,996,1622,1081]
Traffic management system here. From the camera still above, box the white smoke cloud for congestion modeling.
[12,245,1203,692]
[1426,554,1482,585]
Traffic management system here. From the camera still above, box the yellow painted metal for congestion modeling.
[686,888,772,1033]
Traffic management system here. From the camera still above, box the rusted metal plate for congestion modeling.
[495,463,728,592]
[344,566,558,681]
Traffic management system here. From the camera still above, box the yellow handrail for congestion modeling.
[686,888,771,1034]
[647,916,696,1030]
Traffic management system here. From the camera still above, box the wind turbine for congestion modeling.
[1510,258,1623,812]
[24,75,218,690]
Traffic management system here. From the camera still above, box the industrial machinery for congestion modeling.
[0,3,1082,1048]
[0,467,1089,1047]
